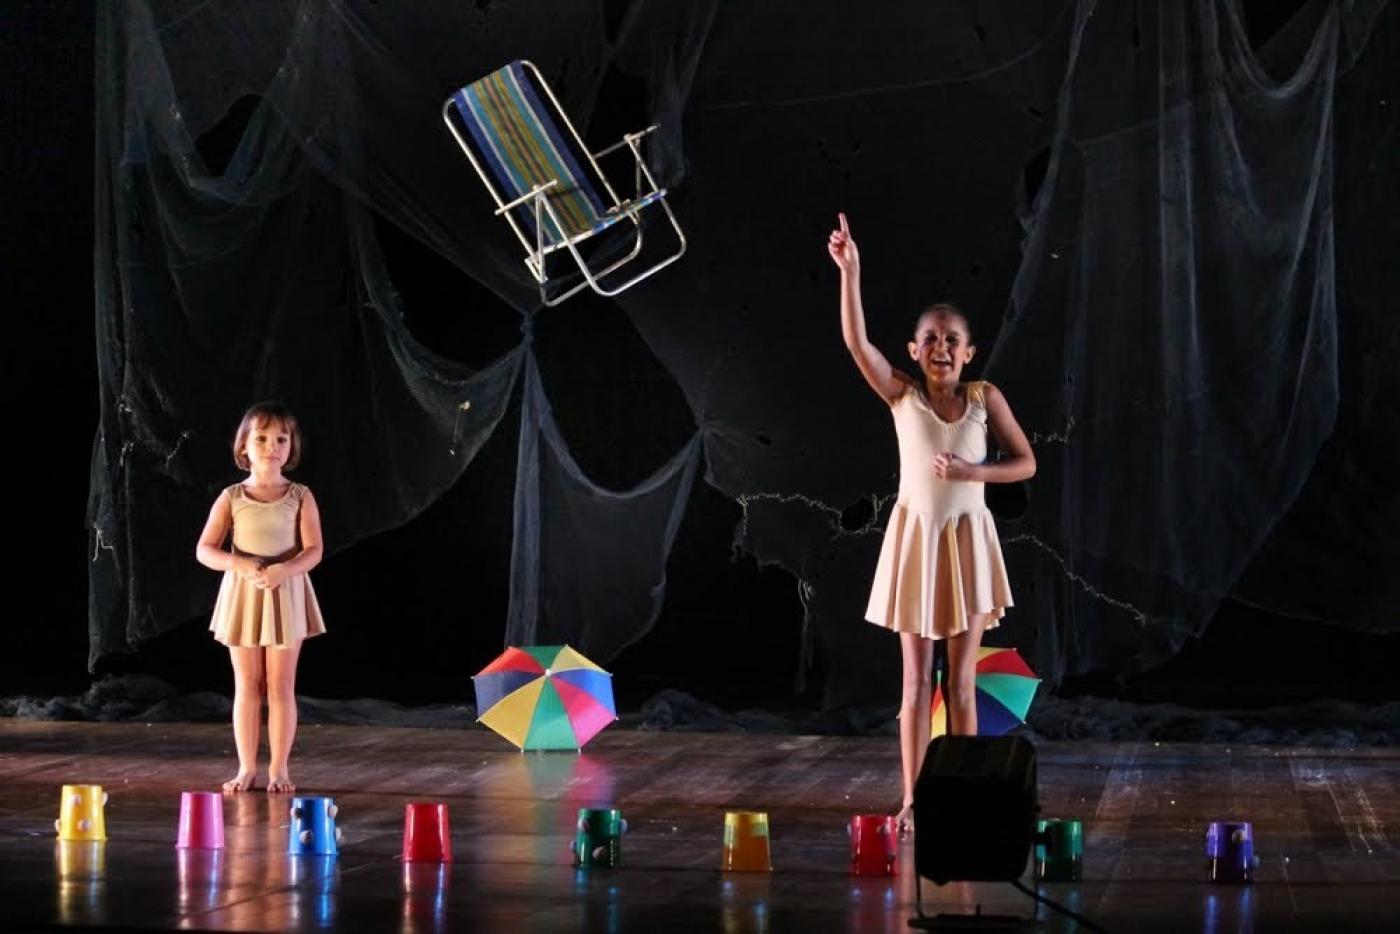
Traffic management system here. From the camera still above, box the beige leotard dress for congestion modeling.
[209,482,327,647]
[865,381,1013,639]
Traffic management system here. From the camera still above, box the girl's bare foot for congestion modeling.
[222,770,258,793]
[895,802,915,836]
[267,773,296,794]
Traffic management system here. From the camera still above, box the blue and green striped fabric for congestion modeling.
[452,62,611,245]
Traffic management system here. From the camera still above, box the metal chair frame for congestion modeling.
[443,60,686,306]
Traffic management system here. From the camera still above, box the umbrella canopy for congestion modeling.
[930,646,1040,738]
[473,645,617,750]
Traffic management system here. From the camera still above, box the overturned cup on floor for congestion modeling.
[55,785,108,842]
[1206,820,1257,884]
[402,802,452,863]
[177,791,225,850]
[722,811,772,872]
[1034,818,1083,882]
[289,796,342,856]
[848,814,897,876]
[573,807,627,869]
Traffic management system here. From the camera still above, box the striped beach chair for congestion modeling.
[443,60,686,306]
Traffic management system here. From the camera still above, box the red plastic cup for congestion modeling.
[402,803,452,862]
[849,814,897,876]
[177,792,225,849]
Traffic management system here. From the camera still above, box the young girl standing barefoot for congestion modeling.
[828,214,1036,833]
[196,403,326,794]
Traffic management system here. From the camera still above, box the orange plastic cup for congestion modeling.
[722,811,772,872]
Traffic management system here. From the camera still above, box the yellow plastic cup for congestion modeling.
[54,785,108,842]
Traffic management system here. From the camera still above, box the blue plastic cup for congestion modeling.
[288,796,341,857]
[1205,821,1255,884]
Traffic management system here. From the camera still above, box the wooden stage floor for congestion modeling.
[1,720,1396,932]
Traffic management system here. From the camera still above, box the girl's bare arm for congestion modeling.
[830,213,909,405]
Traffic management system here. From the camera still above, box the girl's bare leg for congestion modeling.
[265,640,303,794]
[224,647,265,793]
[895,632,936,834]
[945,614,994,736]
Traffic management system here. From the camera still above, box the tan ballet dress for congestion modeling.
[209,482,327,647]
[865,381,1013,639]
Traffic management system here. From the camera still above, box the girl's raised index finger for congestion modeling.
[838,212,849,234]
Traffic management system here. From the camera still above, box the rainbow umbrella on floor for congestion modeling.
[930,646,1040,737]
[473,645,617,751]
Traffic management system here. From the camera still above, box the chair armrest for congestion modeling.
[592,124,660,160]
[493,179,559,216]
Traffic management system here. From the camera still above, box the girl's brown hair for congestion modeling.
[232,402,302,471]
[916,302,973,341]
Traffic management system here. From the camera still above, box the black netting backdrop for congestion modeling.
[89,0,1395,706]
[506,352,702,659]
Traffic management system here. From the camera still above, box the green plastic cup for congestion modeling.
[1035,818,1083,882]
[573,808,626,868]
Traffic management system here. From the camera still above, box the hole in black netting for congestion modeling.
[372,213,520,370]
[610,485,808,709]
[755,432,773,447]
[533,291,696,490]
[974,24,987,43]
[1022,146,1051,204]
[986,479,1029,520]
[840,498,874,532]
[588,60,649,146]
[1242,0,1309,52]
[194,94,260,177]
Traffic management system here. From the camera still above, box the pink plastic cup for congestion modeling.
[176,792,225,849]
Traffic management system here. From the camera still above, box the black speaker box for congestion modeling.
[912,735,1038,884]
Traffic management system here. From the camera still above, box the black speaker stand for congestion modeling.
[908,874,1042,931]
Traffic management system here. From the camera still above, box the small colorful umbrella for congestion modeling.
[473,645,617,751]
[929,646,1040,737]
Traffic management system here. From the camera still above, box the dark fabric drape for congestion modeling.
[91,0,1393,706]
